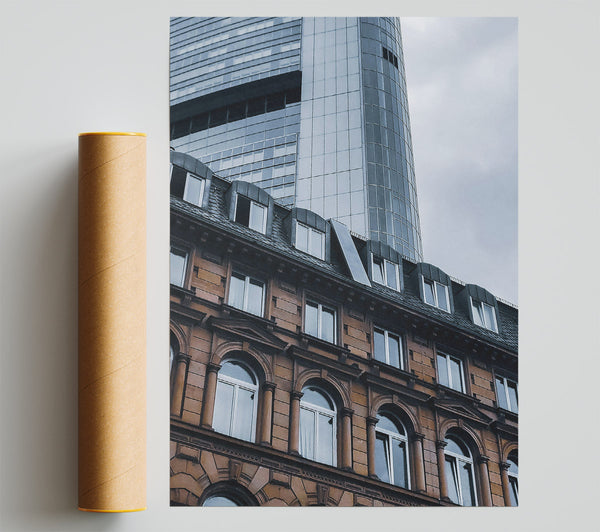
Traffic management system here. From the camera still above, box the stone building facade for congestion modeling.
[169,153,518,507]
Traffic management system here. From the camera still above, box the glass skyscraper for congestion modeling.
[170,17,423,261]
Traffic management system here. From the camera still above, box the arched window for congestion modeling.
[213,360,258,442]
[200,482,258,507]
[169,331,179,373]
[202,495,242,506]
[507,453,518,506]
[444,435,477,506]
[202,495,240,507]
[299,386,336,466]
[374,413,410,488]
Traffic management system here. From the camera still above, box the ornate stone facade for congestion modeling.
[169,157,518,507]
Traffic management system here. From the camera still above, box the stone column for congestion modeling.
[200,362,221,429]
[366,416,379,478]
[288,390,303,454]
[260,382,276,446]
[477,456,493,506]
[412,433,427,493]
[500,461,512,506]
[341,408,354,470]
[436,440,449,501]
[170,353,191,417]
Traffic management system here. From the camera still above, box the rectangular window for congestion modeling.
[471,298,498,332]
[373,327,403,369]
[183,173,205,206]
[495,375,518,413]
[423,278,450,312]
[295,222,325,259]
[437,353,465,393]
[169,246,187,287]
[305,300,337,343]
[371,254,400,291]
[234,195,267,234]
[228,272,265,317]
[170,166,205,207]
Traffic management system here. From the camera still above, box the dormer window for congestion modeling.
[235,195,267,234]
[372,255,400,291]
[170,165,205,207]
[471,298,498,332]
[295,221,325,259]
[423,278,450,312]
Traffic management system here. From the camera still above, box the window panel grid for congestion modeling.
[437,353,465,393]
[228,272,265,316]
[495,376,518,413]
[373,327,403,369]
[444,440,477,506]
[305,301,337,343]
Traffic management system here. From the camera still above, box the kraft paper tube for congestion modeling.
[78,132,146,512]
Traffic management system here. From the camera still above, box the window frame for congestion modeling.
[436,352,466,393]
[507,455,519,506]
[372,326,404,370]
[182,172,206,206]
[213,360,259,443]
[233,194,267,234]
[422,276,450,312]
[170,165,206,207]
[227,271,266,317]
[304,299,338,344]
[495,375,518,413]
[299,386,337,467]
[295,221,325,260]
[169,245,188,288]
[444,436,478,507]
[470,297,498,332]
[374,414,410,489]
[371,254,400,291]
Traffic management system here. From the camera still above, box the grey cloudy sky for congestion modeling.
[401,18,518,304]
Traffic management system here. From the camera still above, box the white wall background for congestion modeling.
[1,1,598,531]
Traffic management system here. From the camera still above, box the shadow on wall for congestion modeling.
[0,144,125,529]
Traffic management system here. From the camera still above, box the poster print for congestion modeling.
[169,17,518,507]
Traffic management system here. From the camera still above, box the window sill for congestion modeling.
[369,358,412,380]
[435,384,478,405]
[221,303,275,328]
[170,283,196,304]
[300,331,340,350]
[496,406,519,420]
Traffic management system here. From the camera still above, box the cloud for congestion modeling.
[402,18,518,303]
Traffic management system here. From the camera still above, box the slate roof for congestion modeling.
[171,168,518,354]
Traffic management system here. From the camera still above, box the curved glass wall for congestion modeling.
[359,17,422,260]
[170,17,302,205]
[170,17,423,259]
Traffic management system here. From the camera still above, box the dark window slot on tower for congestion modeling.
[190,112,209,133]
[171,120,190,140]
[209,107,227,127]
[286,86,301,104]
[266,92,285,112]
[247,96,266,117]
[228,102,247,122]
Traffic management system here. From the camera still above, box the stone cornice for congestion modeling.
[171,421,446,507]
[171,205,517,358]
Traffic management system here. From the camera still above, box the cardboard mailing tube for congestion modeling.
[78,132,146,512]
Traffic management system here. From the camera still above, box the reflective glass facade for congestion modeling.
[170,17,423,260]
[359,17,422,258]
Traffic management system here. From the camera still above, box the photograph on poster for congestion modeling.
[168,16,518,507]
